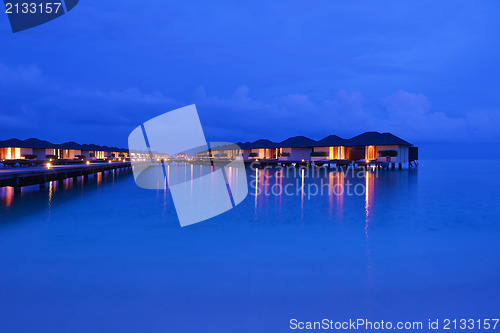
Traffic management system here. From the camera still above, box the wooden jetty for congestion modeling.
[0,161,132,193]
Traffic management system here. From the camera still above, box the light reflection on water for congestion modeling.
[0,167,133,222]
[1,186,14,207]
[249,166,378,211]
[3,161,500,333]
[0,163,412,305]
[1,164,408,224]
[48,181,53,208]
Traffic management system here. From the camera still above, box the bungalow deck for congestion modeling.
[244,159,350,168]
[243,158,405,170]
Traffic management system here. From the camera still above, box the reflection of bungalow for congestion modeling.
[0,138,129,161]
[277,136,316,161]
[312,135,348,161]
[346,132,414,166]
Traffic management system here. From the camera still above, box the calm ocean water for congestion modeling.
[1,159,500,332]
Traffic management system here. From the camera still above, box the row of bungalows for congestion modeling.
[0,138,129,162]
[237,131,418,167]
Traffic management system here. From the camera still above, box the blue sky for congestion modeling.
[1,0,500,147]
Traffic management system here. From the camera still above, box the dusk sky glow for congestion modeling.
[1,0,500,147]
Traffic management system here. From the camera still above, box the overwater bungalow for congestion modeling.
[208,143,241,160]
[346,132,416,166]
[238,131,417,168]
[0,138,129,163]
[312,135,348,161]
[242,139,278,160]
[0,138,54,160]
[1,131,418,168]
[277,136,316,161]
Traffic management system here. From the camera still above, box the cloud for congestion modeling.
[1,61,499,146]
[197,88,500,143]
[74,88,176,105]
[0,63,44,87]
[276,94,316,113]
[378,90,490,142]
[382,90,431,117]
[0,63,183,145]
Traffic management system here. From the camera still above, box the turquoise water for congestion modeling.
[1,160,500,332]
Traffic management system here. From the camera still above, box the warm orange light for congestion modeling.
[86,161,90,165]
[47,162,51,169]
[108,160,112,163]
[301,159,305,162]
